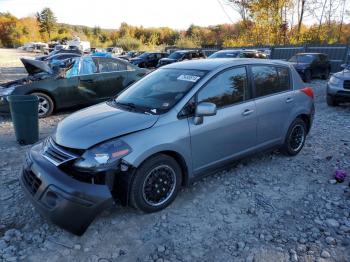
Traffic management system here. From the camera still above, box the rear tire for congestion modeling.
[327,95,338,107]
[281,118,307,156]
[31,92,54,118]
[130,154,182,213]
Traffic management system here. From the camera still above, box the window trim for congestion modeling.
[178,65,253,118]
[248,64,293,100]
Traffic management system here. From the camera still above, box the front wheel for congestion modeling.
[281,118,307,156]
[130,154,182,213]
[31,92,54,118]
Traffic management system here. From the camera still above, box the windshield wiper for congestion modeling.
[115,101,157,115]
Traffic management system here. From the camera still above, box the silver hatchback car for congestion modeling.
[21,59,315,235]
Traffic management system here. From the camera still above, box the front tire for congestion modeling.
[31,92,54,118]
[327,95,338,107]
[130,154,182,213]
[281,118,307,156]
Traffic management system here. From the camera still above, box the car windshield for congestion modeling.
[289,55,315,63]
[114,68,207,114]
[168,52,185,60]
[138,52,151,59]
[209,52,239,58]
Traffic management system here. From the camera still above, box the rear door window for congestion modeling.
[277,67,290,91]
[251,65,291,98]
[197,66,250,108]
[98,58,127,72]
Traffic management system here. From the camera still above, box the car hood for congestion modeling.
[333,69,350,80]
[290,62,310,68]
[54,102,159,149]
[159,58,176,63]
[130,58,142,62]
[21,58,53,75]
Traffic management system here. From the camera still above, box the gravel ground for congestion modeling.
[0,48,350,262]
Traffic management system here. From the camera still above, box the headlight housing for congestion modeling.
[73,139,132,172]
[329,76,343,86]
[0,86,15,96]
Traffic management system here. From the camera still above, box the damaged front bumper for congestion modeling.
[20,143,114,235]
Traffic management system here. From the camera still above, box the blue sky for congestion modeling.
[0,0,240,29]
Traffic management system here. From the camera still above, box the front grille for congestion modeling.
[42,138,78,166]
[344,80,350,90]
[23,169,42,195]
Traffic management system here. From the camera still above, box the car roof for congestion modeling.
[215,49,259,53]
[163,58,290,71]
[296,53,326,55]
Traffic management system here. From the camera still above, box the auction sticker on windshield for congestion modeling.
[177,75,201,82]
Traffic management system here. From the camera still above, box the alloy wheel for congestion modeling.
[142,165,176,207]
[288,124,305,152]
[37,96,50,117]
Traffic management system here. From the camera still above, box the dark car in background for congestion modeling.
[157,50,206,67]
[118,51,144,61]
[0,56,148,117]
[130,52,168,68]
[326,63,350,106]
[208,49,267,59]
[45,53,82,68]
[36,48,83,61]
[288,53,330,82]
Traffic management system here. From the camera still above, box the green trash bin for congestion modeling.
[7,95,39,145]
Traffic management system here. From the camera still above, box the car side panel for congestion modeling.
[121,116,193,179]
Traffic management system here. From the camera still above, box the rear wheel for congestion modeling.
[281,118,307,156]
[31,92,54,118]
[130,154,182,213]
[326,95,338,107]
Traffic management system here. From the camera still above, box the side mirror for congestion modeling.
[194,102,217,125]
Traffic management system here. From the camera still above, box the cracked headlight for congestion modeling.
[328,76,343,86]
[0,87,15,96]
[73,139,132,172]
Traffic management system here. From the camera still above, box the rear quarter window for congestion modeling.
[251,65,291,97]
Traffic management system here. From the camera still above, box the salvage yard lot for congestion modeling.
[0,48,350,262]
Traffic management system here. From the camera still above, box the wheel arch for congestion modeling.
[133,150,190,187]
[27,89,56,110]
[296,113,311,133]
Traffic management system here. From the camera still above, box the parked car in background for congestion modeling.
[35,48,83,61]
[45,53,82,66]
[130,52,168,68]
[157,50,206,67]
[208,49,267,59]
[118,51,144,61]
[326,63,350,106]
[20,58,314,235]
[106,47,123,55]
[0,56,148,117]
[288,53,331,82]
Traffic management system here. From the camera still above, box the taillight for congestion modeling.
[300,87,314,99]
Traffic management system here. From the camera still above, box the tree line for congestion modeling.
[0,1,349,51]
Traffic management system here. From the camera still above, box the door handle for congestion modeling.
[286,97,294,103]
[242,109,254,116]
